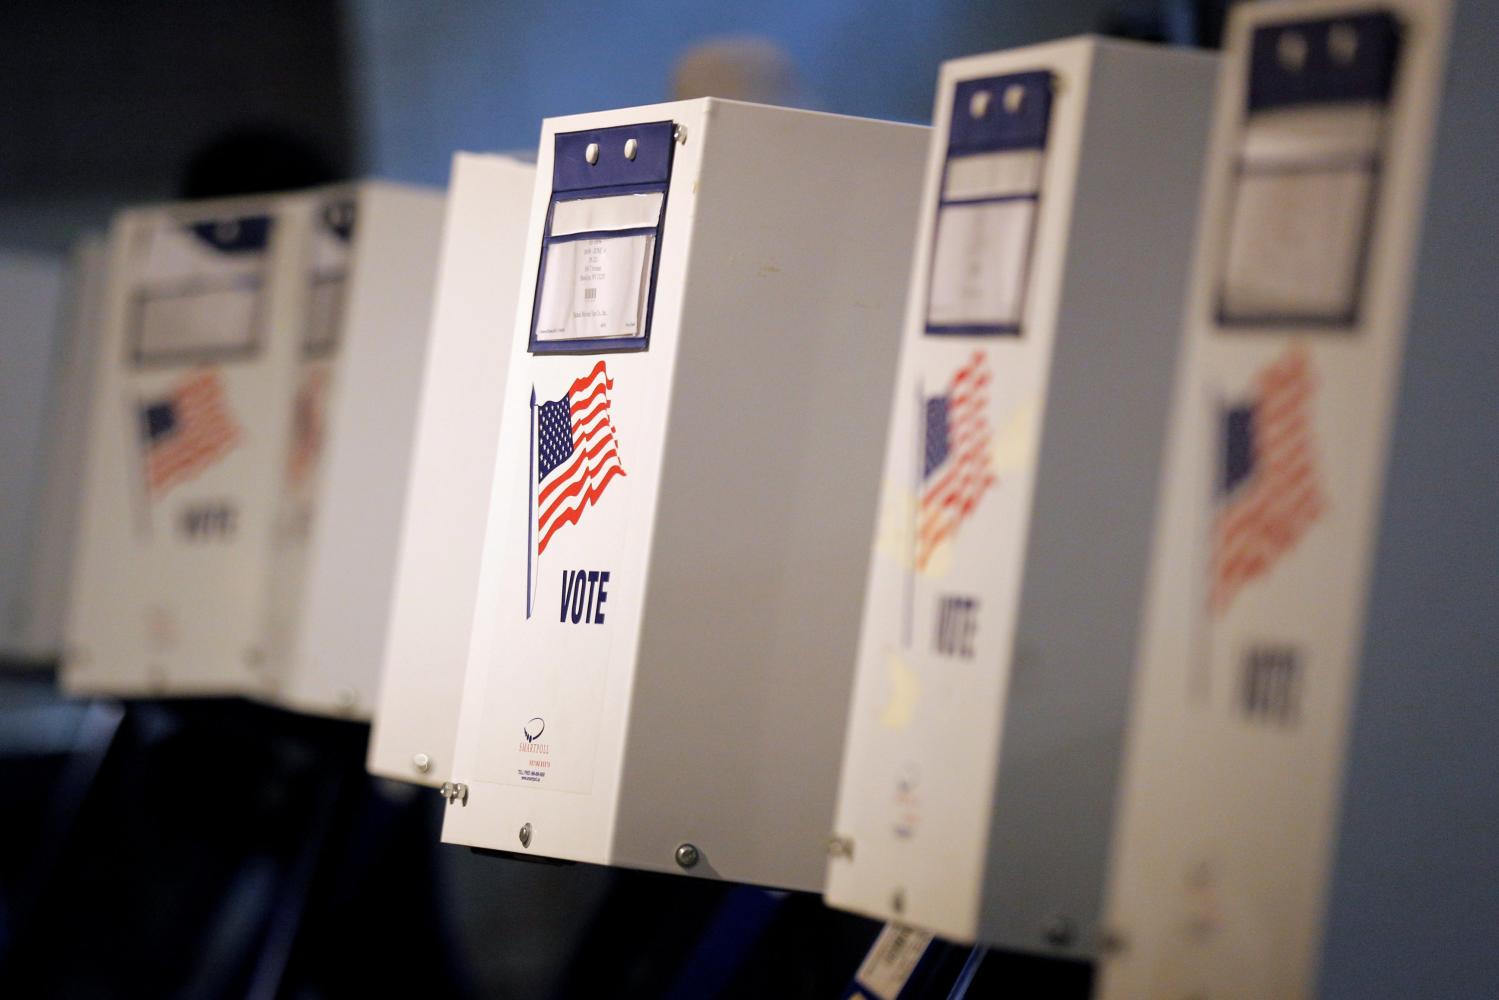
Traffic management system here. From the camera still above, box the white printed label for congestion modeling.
[1220,167,1372,321]
[854,923,934,1000]
[535,234,654,343]
[928,200,1034,329]
[136,286,260,357]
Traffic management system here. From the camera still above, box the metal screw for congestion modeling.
[1003,83,1025,114]
[1278,31,1308,73]
[673,124,687,145]
[624,137,638,160]
[585,142,600,165]
[519,822,532,848]
[440,782,468,806]
[1043,914,1077,948]
[969,88,992,119]
[1328,23,1360,66]
[412,753,432,774]
[675,843,700,869]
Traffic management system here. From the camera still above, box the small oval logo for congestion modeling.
[523,717,545,743]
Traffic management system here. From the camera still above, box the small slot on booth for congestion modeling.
[926,70,1053,337]
[1217,11,1402,328]
[130,214,273,366]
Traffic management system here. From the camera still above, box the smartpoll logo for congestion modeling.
[518,716,551,784]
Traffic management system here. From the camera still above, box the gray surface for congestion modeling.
[0,252,66,654]
[1320,2,1499,996]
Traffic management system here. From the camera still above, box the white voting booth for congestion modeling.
[64,194,303,697]
[64,181,444,708]
[824,38,1218,949]
[256,182,446,719]
[440,100,926,891]
[1098,3,1467,998]
[366,154,535,784]
[7,239,104,662]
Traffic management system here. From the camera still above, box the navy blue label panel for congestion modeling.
[948,71,1052,156]
[1248,11,1401,112]
[188,214,274,254]
[553,121,675,192]
[531,120,676,354]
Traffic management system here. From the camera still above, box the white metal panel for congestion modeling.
[9,240,98,661]
[442,100,926,891]
[257,181,447,719]
[0,250,67,661]
[367,154,535,784]
[1098,3,1455,998]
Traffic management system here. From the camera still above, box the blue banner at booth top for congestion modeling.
[1247,12,1400,112]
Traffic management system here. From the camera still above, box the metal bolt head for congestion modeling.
[585,142,600,165]
[1328,23,1360,66]
[412,753,432,774]
[1278,30,1309,73]
[673,123,687,145]
[519,822,532,848]
[624,137,638,161]
[675,843,700,869]
[1003,83,1025,114]
[1043,914,1077,948]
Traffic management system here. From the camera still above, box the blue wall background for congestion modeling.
[345,1,1120,183]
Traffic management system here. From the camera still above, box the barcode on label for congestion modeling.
[583,286,597,301]
[1240,642,1301,726]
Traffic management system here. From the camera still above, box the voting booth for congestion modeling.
[439,100,926,891]
[63,181,442,706]
[64,195,303,697]
[256,181,446,719]
[824,38,1218,948]
[1097,3,1469,998]
[366,154,535,784]
[7,238,105,662]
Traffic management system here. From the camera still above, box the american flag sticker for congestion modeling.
[527,360,626,616]
[915,351,996,571]
[1210,345,1325,614]
[139,368,242,497]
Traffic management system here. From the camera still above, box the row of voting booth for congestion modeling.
[5,1,1485,996]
